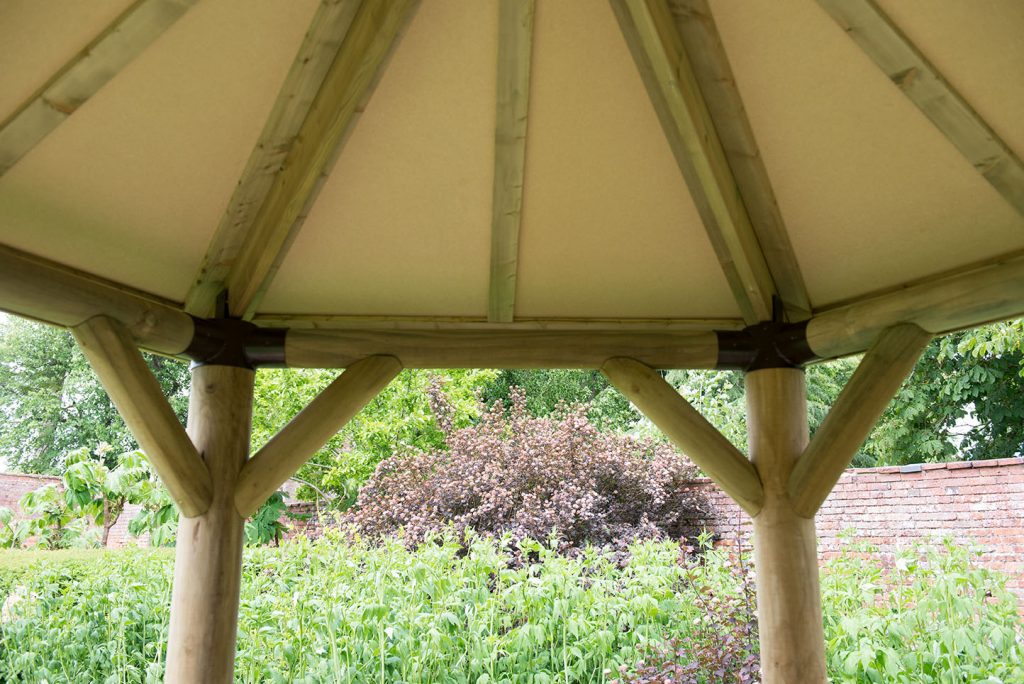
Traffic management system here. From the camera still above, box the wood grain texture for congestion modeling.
[225,0,420,319]
[817,0,1024,218]
[0,243,195,355]
[745,368,827,684]
[669,0,810,320]
[165,365,253,683]
[789,324,931,517]
[184,0,361,317]
[610,0,777,324]
[285,328,719,369]
[72,315,210,517]
[234,355,400,517]
[807,250,1024,359]
[488,0,535,323]
[602,356,763,515]
[0,0,197,176]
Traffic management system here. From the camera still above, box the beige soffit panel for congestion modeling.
[0,0,136,122]
[514,0,738,319]
[711,0,1024,309]
[0,0,318,302]
[261,1,497,317]
[873,0,1024,167]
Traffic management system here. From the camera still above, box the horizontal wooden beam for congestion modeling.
[234,355,400,517]
[253,314,743,331]
[184,0,362,317]
[285,328,718,369]
[670,0,811,319]
[0,0,197,176]
[0,243,194,355]
[602,357,763,515]
[611,0,777,324]
[488,0,535,323]
[225,0,420,319]
[806,250,1024,359]
[817,0,1024,218]
[72,315,212,517]
[789,324,931,517]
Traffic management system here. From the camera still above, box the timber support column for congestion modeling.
[165,363,254,683]
[746,368,827,683]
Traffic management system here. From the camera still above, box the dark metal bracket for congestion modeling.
[185,316,287,369]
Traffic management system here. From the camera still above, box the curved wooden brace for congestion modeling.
[602,356,764,515]
[788,323,932,518]
[72,315,212,517]
[234,354,401,517]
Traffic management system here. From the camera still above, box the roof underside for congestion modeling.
[1,0,1022,337]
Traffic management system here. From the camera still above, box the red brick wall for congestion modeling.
[0,472,146,547]
[693,458,1024,597]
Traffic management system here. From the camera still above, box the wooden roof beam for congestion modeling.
[611,0,778,325]
[488,0,536,323]
[184,0,362,317]
[0,0,197,176]
[817,0,1024,218]
[219,0,420,320]
[670,0,811,319]
[0,243,194,355]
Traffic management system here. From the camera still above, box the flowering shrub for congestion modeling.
[346,386,712,551]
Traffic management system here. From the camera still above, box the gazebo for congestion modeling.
[2,0,1022,681]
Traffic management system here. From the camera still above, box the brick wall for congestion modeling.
[0,471,146,547]
[692,458,1024,597]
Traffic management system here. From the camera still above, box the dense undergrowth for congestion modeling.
[0,531,1020,683]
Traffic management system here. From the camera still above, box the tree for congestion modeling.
[0,316,190,473]
[250,367,499,508]
[481,369,640,431]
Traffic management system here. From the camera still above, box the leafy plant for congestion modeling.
[347,386,711,552]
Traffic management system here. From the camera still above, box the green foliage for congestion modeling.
[244,492,289,547]
[1,535,1019,683]
[251,368,498,508]
[482,370,640,431]
[822,535,1024,683]
[0,506,30,550]
[0,317,190,473]
[862,327,1024,465]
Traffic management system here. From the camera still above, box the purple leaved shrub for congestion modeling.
[345,384,713,552]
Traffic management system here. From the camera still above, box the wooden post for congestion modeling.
[746,368,827,683]
[165,364,254,684]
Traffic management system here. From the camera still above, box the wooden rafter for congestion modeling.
[72,315,212,517]
[788,324,931,517]
[602,357,763,515]
[488,0,536,323]
[817,0,1024,218]
[184,0,362,317]
[669,0,811,319]
[234,355,401,517]
[221,0,420,319]
[611,0,777,324]
[0,0,197,176]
